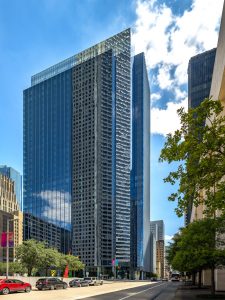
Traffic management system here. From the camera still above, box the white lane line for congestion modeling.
[118,283,167,300]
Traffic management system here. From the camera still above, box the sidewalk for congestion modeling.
[174,285,225,299]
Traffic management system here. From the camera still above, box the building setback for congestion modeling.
[130,53,150,278]
[24,29,135,274]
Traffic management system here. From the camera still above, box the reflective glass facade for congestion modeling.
[188,48,216,109]
[71,29,131,269]
[23,70,72,253]
[0,165,22,211]
[24,29,131,265]
[72,50,113,268]
[130,53,150,275]
[187,48,216,225]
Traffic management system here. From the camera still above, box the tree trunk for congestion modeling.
[211,266,215,295]
[192,271,196,286]
[28,267,32,277]
[198,269,202,288]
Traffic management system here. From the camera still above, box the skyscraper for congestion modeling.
[24,29,132,273]
[71,29,131,275]
[0,165,22,210]
[130,53,150,279]
[188,48,216,109]
[0,174,23,262]
[150,220,165,241]
[187,48,216,225]
[24,28,151,276]
[24,65,72,254]
[150,220,165,278]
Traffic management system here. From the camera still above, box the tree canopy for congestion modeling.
[167,217,225,294]
[15,239,84,276]
[160,98,225,217]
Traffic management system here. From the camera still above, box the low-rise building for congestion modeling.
[0,174,23,261]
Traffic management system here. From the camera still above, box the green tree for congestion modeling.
[16,239,46,276]
[39,247,61,276]
[9,261,27,274]
[169,218,225,295]
[59,254,85,276]
[159,98,225,217]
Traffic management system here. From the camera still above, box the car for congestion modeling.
[0,279,32,295]
[69,279,89,287]
[35,277,68,290]
[150,277,158,282]
[171,276,180,282]
[83,277,103,286]
[162,278,168,281]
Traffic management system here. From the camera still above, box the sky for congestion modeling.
[0,0,224,242]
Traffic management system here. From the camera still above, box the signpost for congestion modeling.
[6,217,18,278]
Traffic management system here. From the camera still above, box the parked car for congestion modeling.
[162,278,168,281]
[36,278,68,290]
[0,279,31,295]
[69,279,89,287]
[150,277,158,282]
[83,277,103,286]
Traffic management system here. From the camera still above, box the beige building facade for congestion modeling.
[156,240,164,278]
[0,174,23,261]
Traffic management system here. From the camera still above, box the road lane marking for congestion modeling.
[118,283,167,300]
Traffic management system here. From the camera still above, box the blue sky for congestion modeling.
[0,0,223,241]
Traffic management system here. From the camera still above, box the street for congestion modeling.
[1,281,181,300]
[82,282,181,300]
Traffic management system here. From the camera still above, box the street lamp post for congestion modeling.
[6,217,19,279]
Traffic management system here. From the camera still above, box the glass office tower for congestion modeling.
[130,53,150,278]
[186,48,216,224]
[0,165,22,211]
[24,29,131,269]
[23,69,72,253]
[71,29,131,274]
[188,48,216,109]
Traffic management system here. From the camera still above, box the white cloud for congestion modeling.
[151,92,161,102]
[132,0,174,70]
[151,98,188,136]
[157,63,174,90]
[165,234,173,241]
[35,190,71,229]
[132,0,224,135]
[165,234,174,245]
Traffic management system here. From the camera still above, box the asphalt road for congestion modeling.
[82,282,181,300]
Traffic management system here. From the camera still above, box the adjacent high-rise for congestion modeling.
[130,53,150,279]
[187,49,216,225]
[0,165,22,210]
[188,48,216,109]
[0,174,23,262]
[150,220,165,241]
[71,29,131,274]
[150,220,165,278]
[24,28,150,276]
[23,62,72,254]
